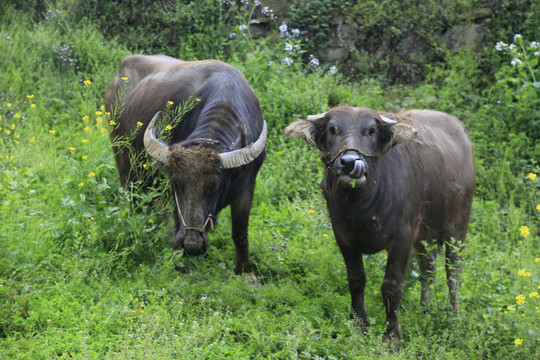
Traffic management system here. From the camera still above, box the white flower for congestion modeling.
[279,22,288,38]
[531,41,540,49]
[495,41,507,51]
[291,29,300,37]
[285,43,293,51]
[283,57,293,66]
[514,34,522,41]
[309,54,319,67]
[511,58,522,66]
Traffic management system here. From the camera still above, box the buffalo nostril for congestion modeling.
[340,154,361,173]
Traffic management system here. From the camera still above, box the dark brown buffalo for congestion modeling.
[285,106,474,346]
[104,55,266,275]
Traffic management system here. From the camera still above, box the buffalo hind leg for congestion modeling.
[230,185,255,278]
[416,241,437,307]
[445,236,465,313]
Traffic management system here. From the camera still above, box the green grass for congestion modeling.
[1,3,539,359]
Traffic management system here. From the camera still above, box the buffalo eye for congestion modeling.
[368,127,376,136]
[329,126,338,135]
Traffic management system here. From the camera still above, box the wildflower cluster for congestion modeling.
[504,253,540,350]
[0,96,37,151]
[53,44,79,70]
[1,33,13,45]
[43,9,63,26]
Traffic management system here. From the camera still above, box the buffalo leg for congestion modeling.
[416,241,437,306]
[340,246,368,327]
[230,186,255,275]
[381,245,411,347]
[445,236,464,313]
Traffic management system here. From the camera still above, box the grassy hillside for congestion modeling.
[0,2,538,359]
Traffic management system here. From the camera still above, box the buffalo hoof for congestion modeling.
[245,272,259,285]
[382,332,403,351]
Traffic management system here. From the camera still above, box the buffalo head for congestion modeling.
[285,107,417,187]
[144,111,267,256]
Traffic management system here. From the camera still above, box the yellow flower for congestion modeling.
[100,105,104,110]
[529,292,539,298]
[507,305,516,311]
[149,219,154,224]
[7,103,12,108]
[167,100,174,106]
[323,234,328,238]
[11,124,15,130]
[519,226,530,238]
[14,113,21,119]
[121,77,128,81]
[143,163,148,169]
[429,284,435,290]
[82,139,88,144]
[537,204,540,211]
[516,294,526,305]
[29,137,35,143]
[137,121,143,127]
[49,130,55,135]
[95,111,103,116]
[31,104,36,108]
[99,127,106,134]
[514,338,523,347]
[90,217,95,221]
[83,80,92,86]
[105,112,111,117]
[535,258,540,263]
[82,115,89,122]
[307,209,315,214]
[82,156,88,160]
[196,98,201,102]
[88,172,96,178]
[69,147,76,152]
[518,269,532,277]
[5,130,10,135]
[84,126,91,133]
[529,173,537,181]
[110,120,116,126]
[27,94,34,99]
[165,125,173,131]
[96,117,103,125]
[78,183,84,188]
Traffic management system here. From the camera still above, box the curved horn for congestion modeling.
[307,112,326,121]
[218,120,267,169]
[380,114,397,125]
[143,111,170,164]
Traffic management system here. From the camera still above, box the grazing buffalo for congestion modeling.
[285,107,474,346]
[104,55,266,275]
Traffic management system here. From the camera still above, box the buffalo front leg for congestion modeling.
[337,242,368,327]
[381,246,411,348]
[230,187,255,276]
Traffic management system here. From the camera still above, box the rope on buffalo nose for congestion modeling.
[324,148,376,168]
[174,191,215,234]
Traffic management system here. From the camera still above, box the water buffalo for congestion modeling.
[285,106,474,346]
[104,55,266,275]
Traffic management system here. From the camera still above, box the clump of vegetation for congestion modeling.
[0,1,538,358]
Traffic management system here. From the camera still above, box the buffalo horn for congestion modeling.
[307,112,326,121]
[380,114,397,124]
[218,120,267,169]
[143,111,170,164]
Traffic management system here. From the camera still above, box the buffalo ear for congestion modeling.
[387,122,418,149]
[284,119,321,147]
